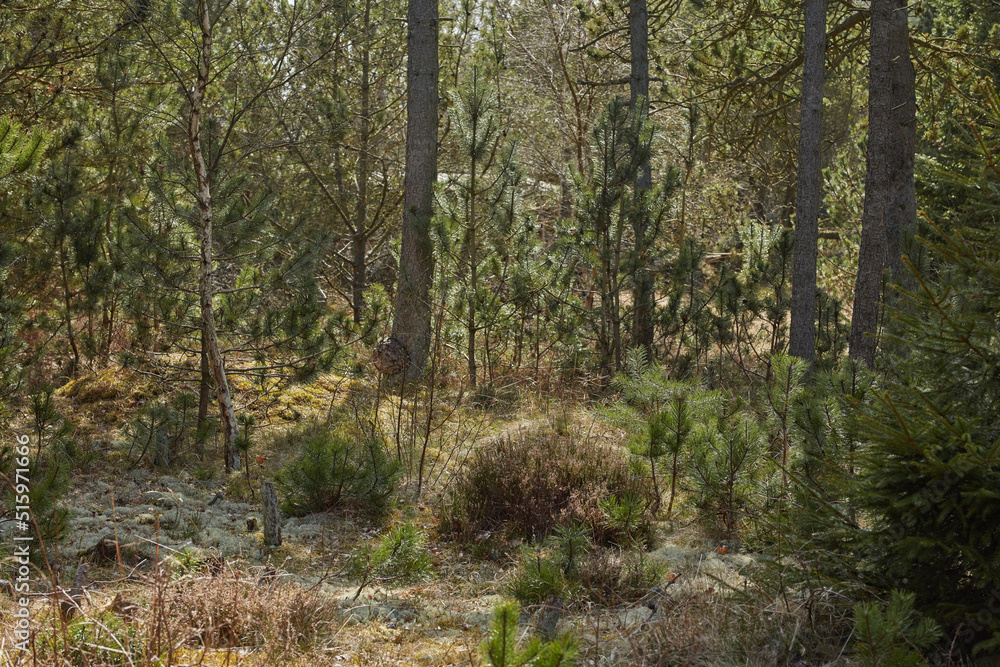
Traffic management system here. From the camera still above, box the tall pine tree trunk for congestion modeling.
[352,0,373,325]
[886,0,916,284]
[391,0,438,381]
[849,0,892,367]
[849,0,915,366]
[197,330,210,460]
[629,0,654,357]
[467,123,478,389]
[190,0,240,472]
[789,0,827,366]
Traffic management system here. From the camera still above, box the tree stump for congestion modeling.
[261,481,281,547]
[60,562,89,621]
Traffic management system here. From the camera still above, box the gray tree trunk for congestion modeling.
[391,0,439,381]
[197,330,210,461]
[849,0,893,367]
[629,0,654,357]
[789,0,827,366]
[190,0,240,471]
[261,481,282,547]
[352,0,373,325]
[849,0,915,367]
[885,0,916,284]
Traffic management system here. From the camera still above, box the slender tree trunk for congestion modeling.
[190,0,240,472]
[197,329,210,460]
[559,145,573,221]
[59,238,80,378]
[629,0,654,357]
[849,0,893,367]
[352,0,372,324]
[467,161,478,389]
[886,0,916,284]
[391,0,438,381]
[789,0,826,367]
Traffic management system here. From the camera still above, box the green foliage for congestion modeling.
[30,387,75,465]
[44,612,146,666]
[0,116,49,182]
[508,524,662,607]
[607,349,705,517]
[444,425,653,545]
[121,399,192,469]
[596,493,649,545]
[276,419,400,518]
[349,520,430,583]
[849,87,1000,649]
[690,401,767,541]
[508,543,571,604]
[28,460,70,551]
[0,440,70,562]
[572,97,677,373]
[435,63,535,387]
[852,591,941,667]
[657,238,716,378]
[480,600,578,667]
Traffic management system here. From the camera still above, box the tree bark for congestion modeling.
[261,480,282,547]
[629,0,654,357]
[849,0,893,367]
[391,0,438,381]
[352,0,372,324]
[789,0,827,366]
[190,0,240,472]
[885,0,916,284]
[849,0,915,366]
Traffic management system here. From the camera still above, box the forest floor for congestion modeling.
[0,367,844,666]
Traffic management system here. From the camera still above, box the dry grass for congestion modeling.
[1,368,881,667]
[1,563,342,667]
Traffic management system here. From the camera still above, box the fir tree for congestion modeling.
[853,82,1000,651]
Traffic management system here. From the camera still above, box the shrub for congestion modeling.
[508,543,572,604]
[349,520,431,584]
[576,548,663,606]
[444,426,653,545]
[508,525,662,607]
[38,611,145,666]
[606,351,706,518]
[852,591,941,667]
[689,403,767,541]
[480,600,578,667]
[275,419,400,518]
[0,446,70,560]
[847,84,1000,654]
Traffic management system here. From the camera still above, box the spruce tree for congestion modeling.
[853,82,1000,650]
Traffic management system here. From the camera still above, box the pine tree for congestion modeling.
[575,97,651,374]
[437,66,528,388]
[0,117,49,402]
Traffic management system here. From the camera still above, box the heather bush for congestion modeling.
[444,425,653,544]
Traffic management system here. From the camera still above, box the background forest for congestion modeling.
[1,0,999,663]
